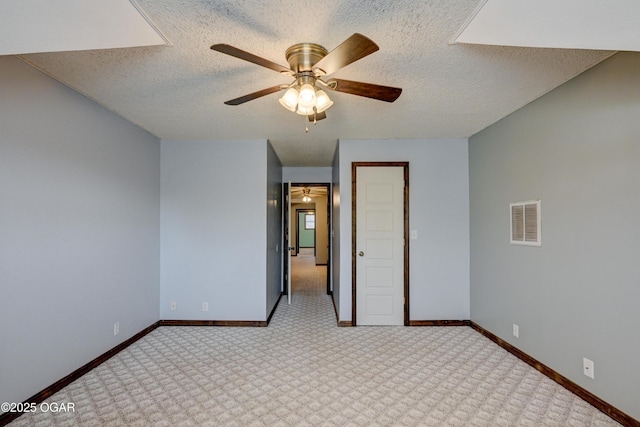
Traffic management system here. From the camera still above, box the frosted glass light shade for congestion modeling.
[296,105,314,116]
[281,83,333,117]
[297,83,316,109]
[315,90,333,113]
[279,87,298,112]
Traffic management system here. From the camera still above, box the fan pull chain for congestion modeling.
[304,112,309,133]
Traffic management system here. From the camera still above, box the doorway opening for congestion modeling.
[295,209,316,256]
[283,183,331,302]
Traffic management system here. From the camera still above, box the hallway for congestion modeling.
[291,248,327,297]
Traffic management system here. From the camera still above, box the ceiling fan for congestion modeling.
[291,186,327,202]
[210,33,402,124]
[299,188,313,202]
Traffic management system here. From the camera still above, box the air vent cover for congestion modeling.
[510,200,541,246]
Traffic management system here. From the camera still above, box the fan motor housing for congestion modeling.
[285,43,328,73]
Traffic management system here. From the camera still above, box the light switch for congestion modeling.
[410,229,418,240]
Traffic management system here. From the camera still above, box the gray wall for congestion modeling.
[160,139,269,321]
[469,52,640,419]
[336,139,470,322]
[282,167,332,183]
[266,142,283,315]
[0,57,160,406]
[313,192,329,265]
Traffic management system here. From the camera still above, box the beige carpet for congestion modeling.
[9,249,620,426]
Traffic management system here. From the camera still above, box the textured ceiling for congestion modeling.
[0,0,167,55]
[16,0,614,166]
[291,186,328,204]
[455,0,640,51]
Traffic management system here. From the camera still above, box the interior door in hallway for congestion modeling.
[355,165,406,325]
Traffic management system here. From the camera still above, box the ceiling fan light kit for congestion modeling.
[278,87,299,112]
[211,33,401,130]
[279,85,333,115]
[314,90,333,112]
[302,188,312,203]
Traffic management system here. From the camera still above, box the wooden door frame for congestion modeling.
[352,162,410,326]
[295,208,316,255]
[282,182,290,297]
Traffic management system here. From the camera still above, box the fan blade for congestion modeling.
[312,33,379,76]
[224,85,283,105]
[211,44,293,75]
[308,111,327,122]
[328,78,402,102]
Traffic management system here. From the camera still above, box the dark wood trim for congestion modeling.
[290,183,331,188]
[327,182,332,295]
[0,321,161,426]
[159,319,268,327]
[7,317,632,426]
[266,293,282,324]
[0,309,281,425]
[402,164,410,326]
[330,292,352,326]
[351,165,357,325]
[282,182,289,295]
[410,320,471,326]
[351,162,410,326]
[469,321,639,427]
[295,208,316,255]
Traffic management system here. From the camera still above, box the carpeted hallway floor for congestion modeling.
[8,249,620,426]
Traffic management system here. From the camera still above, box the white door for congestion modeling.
[356,166,405,325]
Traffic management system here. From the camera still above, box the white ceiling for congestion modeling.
[454,0,640,51]
[4,1,631,166]
[0,0,167,55]
[291,186,328,204]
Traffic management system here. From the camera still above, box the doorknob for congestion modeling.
[359,251,364,257]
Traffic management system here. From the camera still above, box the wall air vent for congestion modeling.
[510,200,541,246]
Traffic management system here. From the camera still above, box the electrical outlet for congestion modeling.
[202,302,208,312]
[113,322,120,336]
[583,358,595,379]
[513,323,519,338]
[170,301,176,311]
